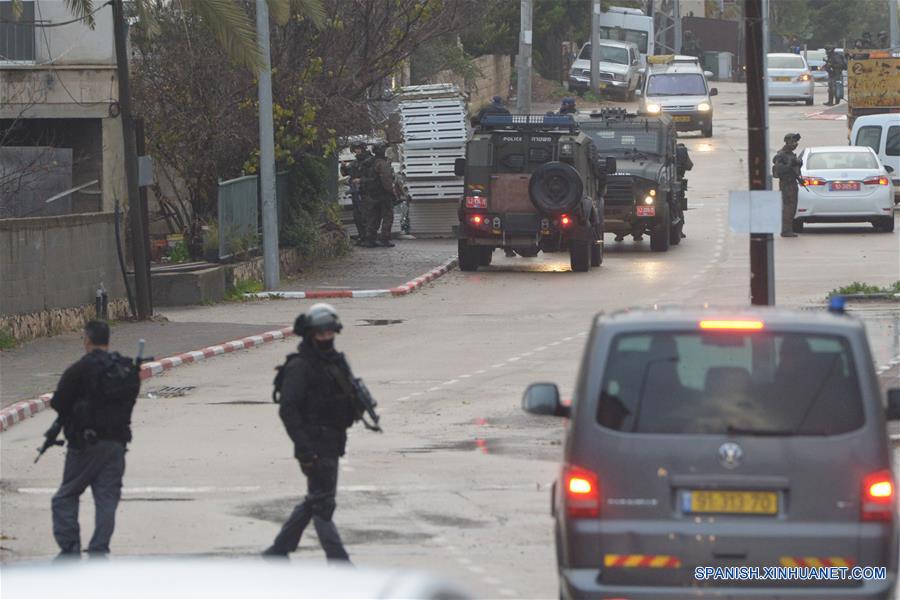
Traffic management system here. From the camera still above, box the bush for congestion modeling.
[827,281,900,298]
[279,155,347,258]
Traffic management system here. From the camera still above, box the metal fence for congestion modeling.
[217,175,259,260]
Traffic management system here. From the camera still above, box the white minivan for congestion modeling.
[851,114,900,203]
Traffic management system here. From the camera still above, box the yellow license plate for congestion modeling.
[774,76,792,82]
[687,490,778,514]
[598,82,608,89]
[673,116,691,122]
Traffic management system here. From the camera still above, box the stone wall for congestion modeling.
[0,212,127,342]
[429,54,512,115]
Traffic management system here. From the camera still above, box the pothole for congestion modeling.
[357,319,405,327]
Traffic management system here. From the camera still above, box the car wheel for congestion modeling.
[590,240,603,266]
[569,239,591,272]
[876,216,895,233]
[792,218,805,232]
[458,239,480,272]
[701,124,713,138]
[477,247,493,266]
[650,203,671,252]
[805,97,814,106]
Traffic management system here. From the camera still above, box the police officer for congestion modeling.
[360,144,397,248]
[472,95,510,127]
[559,96,577,115]
[263,304,356,561]
[50,321,133,558]
[823,45,844,106]
[341,141,371,245]
[773,133,804,237]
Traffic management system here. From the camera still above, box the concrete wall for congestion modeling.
[0,212,126,318]
[429,55,511,115]
[31,0,115,65]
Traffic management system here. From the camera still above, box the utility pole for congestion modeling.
[112,0,151,320]
[517,0,533,114]
[890,0,900,47]
[745,0,773,305]
[591,0,601,96]
[256,0,279,290]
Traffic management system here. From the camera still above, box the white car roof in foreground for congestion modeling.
[2,559,473,600]
[805,146,875,153]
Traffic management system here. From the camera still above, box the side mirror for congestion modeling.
[522,383,569,418]
[454,158,467,177]
[709,88,719,96]
[704,70,714,79]
[885,165,895,173]
[634,89,642,97]
[887,389,900,421]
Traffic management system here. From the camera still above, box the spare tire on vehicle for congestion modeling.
[529,162,583,216]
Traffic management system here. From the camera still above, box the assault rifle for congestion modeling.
[338,355,382,432]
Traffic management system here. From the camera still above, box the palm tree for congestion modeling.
[11,0,324,316]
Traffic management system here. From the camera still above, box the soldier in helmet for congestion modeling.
[559,97,577,115]
[772,133,804,237]
[359,143,397,248]
[823,45,845,106]
[341,141,371,244]
[263,304,357,561]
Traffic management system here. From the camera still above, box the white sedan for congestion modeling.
[767,53,814,105]
[794,146,896,233]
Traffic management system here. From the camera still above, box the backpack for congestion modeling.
[272,353,300,403]
[72,352,140,440]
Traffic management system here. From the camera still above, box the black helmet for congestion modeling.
[294,303,342,336]
[372,143,388,157]
[824,44,834,51]
[784,132,801,142]
[492,95,503,104]
[349,141,366,151]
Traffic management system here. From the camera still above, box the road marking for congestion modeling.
[508,357,521,362]
[490,363,505,369]
[427,386,441,392]
[534,346,547,352]
[459,374,472,379]
[396,396,411,402]
[474,369,487,375]
[410,391,424,397]
[442,380,459,386]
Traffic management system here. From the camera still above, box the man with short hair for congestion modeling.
[50,320,138,558]
[773,133,804,237]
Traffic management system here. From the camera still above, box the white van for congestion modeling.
[851,114,900,202]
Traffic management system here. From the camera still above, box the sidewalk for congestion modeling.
[0,240,457,409]
[278,239,456,292]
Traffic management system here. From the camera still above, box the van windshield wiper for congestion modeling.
[725,425,794,437]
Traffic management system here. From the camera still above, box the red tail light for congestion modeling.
[465,195,488,208]
[861,470,895,522]
[564,465,600,518]
[863,176,890,186]
[560,214,572,227]
[470,214,483,225]
[803,177,827,186]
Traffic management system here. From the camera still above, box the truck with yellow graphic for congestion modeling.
[846,49,900,130]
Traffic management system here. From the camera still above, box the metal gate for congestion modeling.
[217,175,258,260]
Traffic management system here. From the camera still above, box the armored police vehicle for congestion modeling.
[455,114,616,272]
[577,109,690,252]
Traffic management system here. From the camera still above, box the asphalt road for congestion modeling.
[1,83,898,599]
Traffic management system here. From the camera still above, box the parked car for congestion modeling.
[523,306,899,600]
[636,56,717,137]
[804,49,829,82]
[568,40,642,100]
[851,113,900,203]
[794,145,895,232]
[767,53,814,105]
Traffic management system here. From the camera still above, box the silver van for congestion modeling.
[524,307,898,599]
[637,57,717,137]
[569,40,642,100]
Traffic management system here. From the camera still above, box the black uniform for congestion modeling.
[341,149,372,240]
[824,49,845,105]
[50,350,133,556]
[361,153,396,246]
[265,339,357,560]
[472,102,510,127]
[773,141,803,235]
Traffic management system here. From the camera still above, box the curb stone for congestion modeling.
[248,257,458,300]
[0,327,295,432]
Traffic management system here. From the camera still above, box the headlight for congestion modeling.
[646,103,662,114]
[614,73,626,82]
[644,196,654,204]
[697,102,711,112]
[799,73,811,81]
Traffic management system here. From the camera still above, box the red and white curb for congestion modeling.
[247,257,458,300]
[0,326,296,432]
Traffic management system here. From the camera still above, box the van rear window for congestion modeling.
[596,332,864,435]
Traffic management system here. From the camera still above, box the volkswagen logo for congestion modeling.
[718,442,744,469]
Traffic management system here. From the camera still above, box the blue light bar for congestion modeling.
[480,114,576,128]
